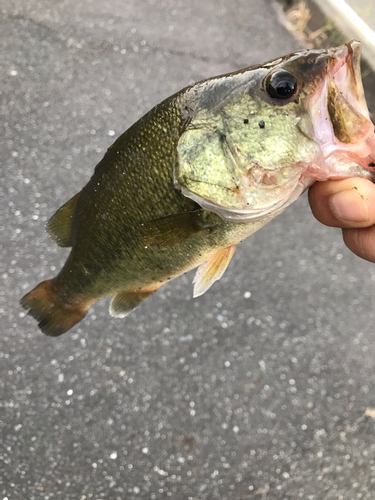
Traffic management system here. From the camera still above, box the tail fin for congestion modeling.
[20,280,89,336]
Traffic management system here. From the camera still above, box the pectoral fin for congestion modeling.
[193,245,236,298]
[140,210,210,249]
[46,192,81,247]
[109,288,158,318]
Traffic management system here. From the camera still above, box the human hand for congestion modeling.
[308,178,375,263]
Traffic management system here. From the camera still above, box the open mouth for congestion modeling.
[329,40,370,122]
[308,40,375,172]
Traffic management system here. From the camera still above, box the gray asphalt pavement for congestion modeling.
[1,1,375,499]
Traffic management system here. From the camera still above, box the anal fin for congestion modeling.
[109,288,158,318]
[46,191,81,247]
[193,245,236,298]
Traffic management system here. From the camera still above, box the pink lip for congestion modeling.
[328,40,371,121]
[306,40,375,175]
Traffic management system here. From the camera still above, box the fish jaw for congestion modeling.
[176,41,375,223]
[305,40,375,180]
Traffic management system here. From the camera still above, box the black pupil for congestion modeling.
[276,80,295,97]
[265,71,297,100]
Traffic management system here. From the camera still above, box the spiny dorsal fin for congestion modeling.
[46,191,81,247]
[140,210,209,249]
[193,245,236,298]
[109,289,157,318]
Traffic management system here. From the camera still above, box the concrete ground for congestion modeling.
[346,0,375,27]
[312,0,375,70]
[1,1,375,499]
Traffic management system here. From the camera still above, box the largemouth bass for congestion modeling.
[21,40,375,336]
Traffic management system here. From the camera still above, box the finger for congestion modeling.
[342,225,375,263]
[308,178,375,229]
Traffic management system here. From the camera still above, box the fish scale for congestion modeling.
[21,40,375,336]
[53,94,242,300]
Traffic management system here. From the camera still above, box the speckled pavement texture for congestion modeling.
[1,1,375,499]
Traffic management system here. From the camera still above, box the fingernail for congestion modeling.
[329,189,369,222]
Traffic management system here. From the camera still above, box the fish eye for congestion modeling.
[265,70,298,100]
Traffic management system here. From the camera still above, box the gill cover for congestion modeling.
[175,41,375,222]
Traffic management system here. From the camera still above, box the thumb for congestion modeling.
[308,178,375,229]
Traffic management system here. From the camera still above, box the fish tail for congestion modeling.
[20,279,89,336]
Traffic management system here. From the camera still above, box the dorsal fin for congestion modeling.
[193,245,236,297]
[46,192,81,247]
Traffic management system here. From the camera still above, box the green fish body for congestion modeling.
[21,41,375,335]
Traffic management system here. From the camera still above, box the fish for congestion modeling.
[21,40,375,336]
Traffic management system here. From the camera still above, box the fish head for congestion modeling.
[176,40,375,221]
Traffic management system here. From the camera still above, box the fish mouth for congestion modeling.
[329,41,370,123]
[308,40,375,176]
